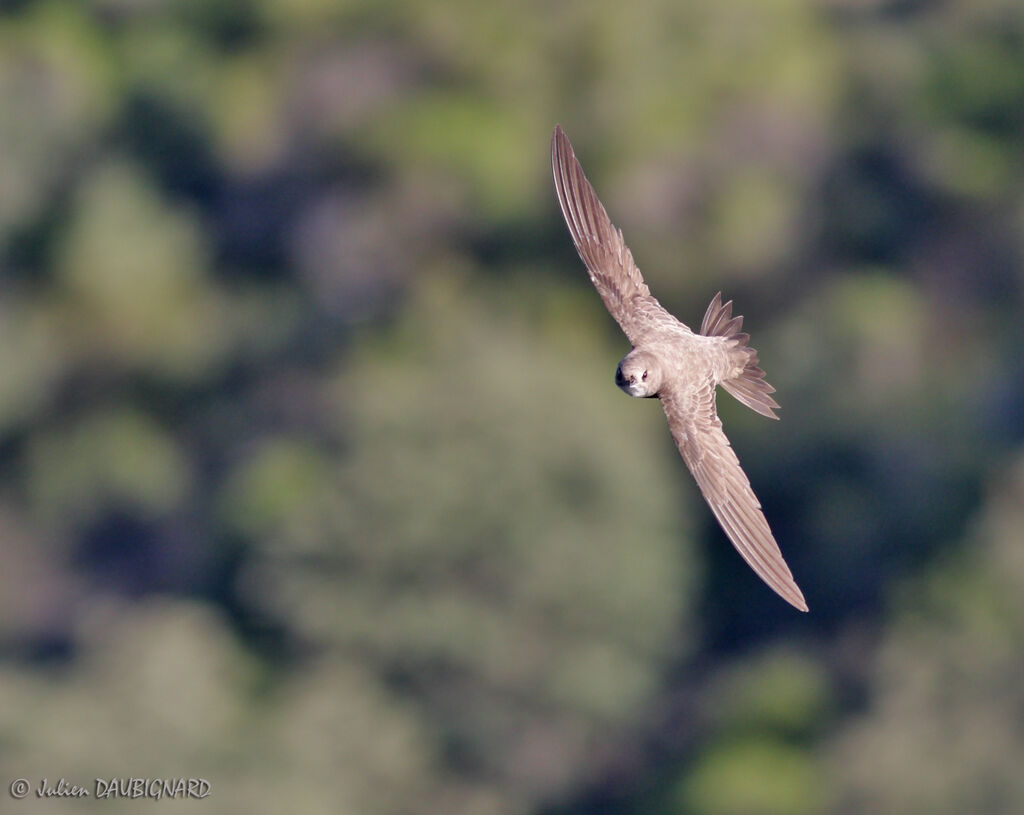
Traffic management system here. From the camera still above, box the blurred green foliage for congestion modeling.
[1,0,1024,813]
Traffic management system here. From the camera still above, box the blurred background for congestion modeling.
[2,0,1024,812]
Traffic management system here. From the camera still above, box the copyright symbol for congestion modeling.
[9,778,30,799]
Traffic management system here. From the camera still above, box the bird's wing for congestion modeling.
[660,378,808,611]
[551,125,661,344]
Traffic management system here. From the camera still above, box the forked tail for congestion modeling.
[700,292,780,420]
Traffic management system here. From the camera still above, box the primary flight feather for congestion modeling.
[551,125,807,611]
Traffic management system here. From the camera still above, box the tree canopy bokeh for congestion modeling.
[2,0,1024,813]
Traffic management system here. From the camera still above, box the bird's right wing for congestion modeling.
[660,378,808,611]
[551,125,662,344]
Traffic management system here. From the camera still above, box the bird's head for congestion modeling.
[615,350,662,397]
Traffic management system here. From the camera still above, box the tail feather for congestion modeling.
[700,292,780,420]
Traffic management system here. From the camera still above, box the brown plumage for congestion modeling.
[551,125,807,612]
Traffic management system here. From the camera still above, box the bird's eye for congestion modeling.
[641,371,648,381]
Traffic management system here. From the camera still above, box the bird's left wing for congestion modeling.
[551,125,662,344]
[660,378,808,611]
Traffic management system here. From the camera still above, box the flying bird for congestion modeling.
[551,125,807,611]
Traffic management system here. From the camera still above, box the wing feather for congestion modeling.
[551,125,657,343]
[660,379,807,611]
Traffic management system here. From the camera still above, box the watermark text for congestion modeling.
[9,777,211,801]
